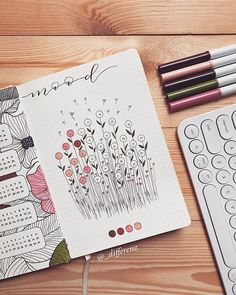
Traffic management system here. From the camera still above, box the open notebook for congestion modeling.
[0,49,190,280]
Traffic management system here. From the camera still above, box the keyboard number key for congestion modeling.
[184,124,199,139]
[193,154,208,169]
[189,140,204,154]
[230,215,236,229]
[229,156,236,170]
[198,169,213,184]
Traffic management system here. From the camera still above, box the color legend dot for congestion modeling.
[109,230,116,238]
[125,225,133,233]
[134,222,142,230]
[117,227,124,235]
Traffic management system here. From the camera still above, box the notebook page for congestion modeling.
[0,86,70,280]
[17,49,190,259]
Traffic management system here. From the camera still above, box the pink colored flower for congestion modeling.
[65,169,73,177]
[62,143,70,150]
[66,129,74,137]
[27,165,55,214]
[70,158,78,166]
[79,176,87,184]
[74,140,81,148]
[55,152,63,160]
[79,150,86,157]
[83,166,91,174]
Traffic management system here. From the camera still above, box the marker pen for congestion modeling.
[168,83,236,112]
[161,53,236,83]
[163,63,236,93]
[158,44,236,74]
[166,72,236,101]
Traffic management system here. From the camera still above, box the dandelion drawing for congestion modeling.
[55,109,158,220]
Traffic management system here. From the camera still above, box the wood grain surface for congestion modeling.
[1,0,236,35]
[0,3,233,295]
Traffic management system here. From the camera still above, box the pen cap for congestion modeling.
[210,44,236,59]
[220,83,236,96]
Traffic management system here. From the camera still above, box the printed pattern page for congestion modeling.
[17,49,190,259]
[0,87,70,280]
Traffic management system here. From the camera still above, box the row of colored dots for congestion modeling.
[108,222,142,238]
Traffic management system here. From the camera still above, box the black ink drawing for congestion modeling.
[55,108,158,220]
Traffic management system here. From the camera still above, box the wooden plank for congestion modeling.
[1,35,236,126]
[0,221,223,295]
[0,0,236,35]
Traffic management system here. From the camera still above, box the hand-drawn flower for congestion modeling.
[78,128,85,136]
[111,142,118,150]
[27,165,55,214]
[126,150,133,157]
[86,136,93,144]
[96,110,103,118]
[103,165,109,172]
[125,120,132,128]
[115,172,122,179]
[70,158,78,166]
[62,143,70,150]
[97,143,104,150]
[55,152,63,160]
[94,175,101,183]
[131,160,137,168]
[1,113,37,168]
[138,134,145,142]
[65,169,73,177]
[66,129,74,137]
[74,140,81,147]
[108,118,116,126]
[103,132,110,139]
[130,140,137,147]
[83,166,91,174]
[138,150,145,157]
[89,155,95,163]
[118,157,125,165]
[79,150,86,157]
[120,135,127,142]
[79,176,87,184]
[103,152,109,159]
[84,118,92,126]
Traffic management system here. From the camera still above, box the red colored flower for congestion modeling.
[27,165,55,214]
[74,140,81,147]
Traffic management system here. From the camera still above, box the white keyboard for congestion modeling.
[178,104,236,295]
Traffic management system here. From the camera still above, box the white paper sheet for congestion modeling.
[17,49,190,259]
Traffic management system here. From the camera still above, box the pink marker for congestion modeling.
[169,83,236,112]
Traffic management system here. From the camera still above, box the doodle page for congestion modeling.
[0,86,70,280]
[17,49,190,259]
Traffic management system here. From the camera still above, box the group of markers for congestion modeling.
[158,44,236,112]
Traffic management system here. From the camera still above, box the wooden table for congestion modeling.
[1,1,236,294]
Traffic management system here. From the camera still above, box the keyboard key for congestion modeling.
[230,216,236,229]
[216,170,231,184]
[229,269,236,282]
[198,169,213,184]
[229,156,236,170]
[226,200,236,214]
[221,185,236,200]
[212,155,226,169]
[225,140,236,155]
[232,111,236,129]
[201,119,221,154]
[217,114,234,139]
[193,154,208,169]
[184,124,199,139]
[203,184,236,268]
[189,139,204,154]
[233,284,236,295]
